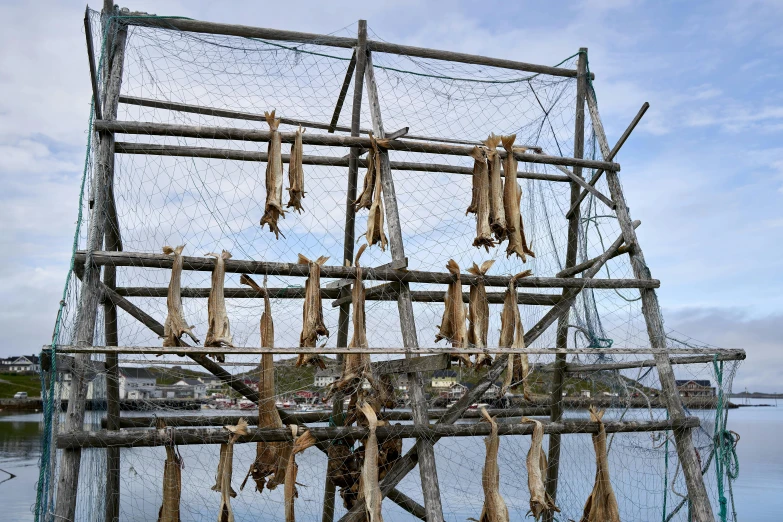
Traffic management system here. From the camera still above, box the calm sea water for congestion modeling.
[1,400,780,521]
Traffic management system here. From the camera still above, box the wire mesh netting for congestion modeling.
[36,10,741,522]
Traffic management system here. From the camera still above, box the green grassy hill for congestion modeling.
[0,373,41,398]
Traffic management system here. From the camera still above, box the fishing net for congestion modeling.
[37,9,741,522]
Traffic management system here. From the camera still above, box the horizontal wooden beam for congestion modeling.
[558,350,747,373]
[75,251,659,289]
[58,416,698,449]
[101,406,552,429]
[48,345,745,356]
[121,15,591,79]
[331,287,561,307]
[115,142,569,182]
[97,119,620,171]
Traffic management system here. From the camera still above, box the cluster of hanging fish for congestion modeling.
[259,110,307,239]
[467,134,535,261]
[354,134,390,250]
[161,245,233,362]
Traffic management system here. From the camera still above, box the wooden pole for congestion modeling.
[327,49,357,134]
[587,90,715,521]
[544,49,587,520]
[54,9,127,522]
[364,47,445,522]
[83,7,101,121]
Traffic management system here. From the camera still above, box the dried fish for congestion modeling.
[156,420,182,522]
[467,260,495,368]
[365,137,388,251]
[297,254,330,369]
[239,274,292,493]
[205,250,233,362]
[580,407,621,522]
[522,417,559,520]
[477,407,509,522]
[284,427,318,522]
[435,259,472,367]
[471,146,495,251]
[357,401,384,522]
[355,137,378,212]
[485,134,506,241]
[499,271,533,399]
[215,419,249,522]
[286,126,306,213]
[260,110,286,238]
[162,245,199,347]
[501,135,535,261]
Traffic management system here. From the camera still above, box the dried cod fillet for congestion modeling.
[485,134,506,241]
[355,137,378,212]
[471,146,495,251]
[467,260,495,368]
[501,135,535,261]
[156,420,182,522]
[162,245,199,347]
[284,426,318,522]
[239,274,291,493]
[522,417,559,520]
[365,137,388,251]
[205,250,233,362]
[580,407,621,522]
[499,271,534,399]
[215,418,249,522]
[476,407,509,522]
[286,126,306,213]
[260,110,286,238]
[297,254,330,369]
[435,259,472,367]
[357,401,384,522]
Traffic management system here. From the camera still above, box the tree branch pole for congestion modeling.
[54,9,126,522]
[365,45,445,522]
[544,48,587,520]
[586,88,715,521]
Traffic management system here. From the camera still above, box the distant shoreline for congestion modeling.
[730,393,783,399]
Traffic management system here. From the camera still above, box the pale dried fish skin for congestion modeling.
[501,135,535,261]
[467,260,495,368]
[522,417,559,520]
[499,271,533,399]
[286,126,306,213]
[216,419,249,522]
[162,245,199,348]
[471,146,495,251]
[485,134,506,241]
[365,137,388,251]
[260,110,287,238]
[477,408,509,522]
[358,402,384,522]
[580,407,621,522]
[435,259,472,367]
[297,254,330,369]
[157,421,182,522]
[284,427,318,522]
[205,250,233,362]
[354,142,377,212]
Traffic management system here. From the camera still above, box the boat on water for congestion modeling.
[238,399,255,410]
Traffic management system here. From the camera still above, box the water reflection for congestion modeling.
[0,412,42,522]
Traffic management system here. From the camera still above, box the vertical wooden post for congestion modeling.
[585,90,715,521]
[322,20,368,522]
[365,49,445,522]
[544,48,587,519]
[54,7,127,522]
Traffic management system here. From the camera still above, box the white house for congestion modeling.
[57,371,106,401]
[119,367,157,399]
[431,370,457,389]
[174,378,207,399]
[1,355,41,373]
[314,368,340,388]
[199,375,223,389]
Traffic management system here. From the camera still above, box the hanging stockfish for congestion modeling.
[214,418,249,522]
[286,126,306,213]
[580,407,621,522]
[467,260,495,368]
[328,441,362,510]
[157,419,182,522]
[284,426,318,522]
[239,274,291,493]
[485,134,506,241]
[162,245,199,347]
[365,137,388,251]
[501,135,535,261]
[260,110,286,238]
[471,146,495,251]
[205,250,233,362]
[329,245,372,398]
[499,271,533,400]
[435,259,472,367]
[522,417,559,521]
[355,135,378,212]
[357,401,384,522]
[476,407,509,522]
[297,254,330,369]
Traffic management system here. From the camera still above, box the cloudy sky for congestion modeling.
[0,0,781,391]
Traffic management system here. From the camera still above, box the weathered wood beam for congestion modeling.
[97,119,620,171]
[327,48,357,133]
[565,101,649,219]
[83,7,101,121]
[102,407,553,429]
[555,220,639,278]
[58,417,699,449]
[553,163,614,209]
[331,287,561,307]
[122,14,591,79]
[553,350,747,373]
[74,251,661,289]
[115,141,570,182]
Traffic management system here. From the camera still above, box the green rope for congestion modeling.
[713,356,739,521]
